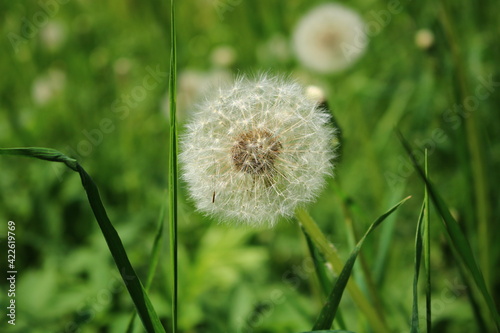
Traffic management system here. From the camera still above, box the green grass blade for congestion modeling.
[410,201,425,333]
[311,196,411,330]
[126,203,166,333]
[0,147,165,333]
[302,228,347,330]
[423,151,431,332]
[373,186,405,286]
[303,226,333,297]
[0,147,78,170]
[168,0,178,332]
[457,263,490,332]
[397,131,500,330]
[296,208,390,333]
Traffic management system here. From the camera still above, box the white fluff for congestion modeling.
[180,75,336,227]
[293,3,367,73]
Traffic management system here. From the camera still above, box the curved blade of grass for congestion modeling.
[302,228,347,330]
[126,203,166,333]
[0,148,165,333]
[168,0,178,332]
[308,196,411,330]
[295,208,390,333]
[373,185,405,286]
[332,181,386,317]
[397,131,500,330]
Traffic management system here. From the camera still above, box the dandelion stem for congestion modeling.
[295,207,389,333]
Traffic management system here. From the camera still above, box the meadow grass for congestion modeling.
[0,0,498,332]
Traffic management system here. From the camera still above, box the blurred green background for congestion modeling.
[0,0,498,332]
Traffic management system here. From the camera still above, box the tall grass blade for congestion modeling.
[397,131,500,331]
[0,147,165,333]
[410,201,425,333]
[423,151,431,332]
[311,196,410,330]
[168,0,178,332]
[296,207,389,333]
[126,203,166,333]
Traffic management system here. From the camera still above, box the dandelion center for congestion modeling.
[231,129,282,175]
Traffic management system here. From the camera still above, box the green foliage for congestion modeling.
[1,0,498,332]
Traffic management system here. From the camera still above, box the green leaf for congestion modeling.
[0,147,165,333]
[398,131,500,331]
[312,196,411,330]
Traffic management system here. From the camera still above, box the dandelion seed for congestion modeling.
[180,75,336,227]
[292,3,367,73]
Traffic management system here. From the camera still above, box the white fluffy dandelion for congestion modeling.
[415,29,435,50]
[292,3,367,73]
[180,75,336,227]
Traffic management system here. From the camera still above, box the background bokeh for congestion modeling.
[0,0,498,332]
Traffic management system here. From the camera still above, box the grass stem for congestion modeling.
[295,207,389,333]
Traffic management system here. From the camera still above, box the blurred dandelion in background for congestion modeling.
[415,28,435,50]
[39,21,66,52]
[210,45,237,68]
[31,68,67,105]
[292,3,367,73]
[180,74,336,227]
[161,69,232,121]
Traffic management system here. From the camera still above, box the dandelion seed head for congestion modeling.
[415,29,435,50]
[180,75,336,227]
[293,3,367,73]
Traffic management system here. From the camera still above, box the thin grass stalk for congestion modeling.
[305,196,409,330]
[398,132,500,330]
[295,208,390,333]
[438,0,491,288]
[333,182,386,320]
[302,228,347,330]
[168,0,178,331]
[411,199,425,333]
[423,151,431,332]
